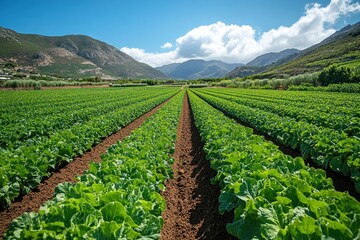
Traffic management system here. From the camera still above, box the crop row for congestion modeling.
[222,88,360,107]
[4,90,184,239]
[0,88,179,207]
[188,90,360,239]
[203,88,360,118]
[196,89,359,137]
[192,89,360,192]
[0,89,175,149]
[0,88,175,127]
[0,88,104,117]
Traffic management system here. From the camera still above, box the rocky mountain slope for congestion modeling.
[0,27,166,79]
[246,49,300,67]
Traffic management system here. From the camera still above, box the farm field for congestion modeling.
[192,88,360,192]
[0,87,179,208]
[1,87,360,239]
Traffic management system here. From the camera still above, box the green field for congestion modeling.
[0,87,179,207]
[2,87,360,239]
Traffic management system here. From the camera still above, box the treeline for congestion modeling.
[111,79,184,85]
[288,83,360,93]
[0,80,106,90]
[318,65,360,86]
[206,65,360,92]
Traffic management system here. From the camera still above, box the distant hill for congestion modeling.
[246,48,300,67]
[156,59,242,80]
[226,21,360,79]
[226,49,300,78]
[259,21,360,78]
[0,27,166,79]
[225,66,265,79]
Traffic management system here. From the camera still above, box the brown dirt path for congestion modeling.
[160,93,234,240]
[0,97,171,238]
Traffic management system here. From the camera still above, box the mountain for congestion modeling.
[246,48,300,67]
[226,21,360,79]
[226,49,300,78]
[259,22,360,78]
[226,65,266,79]
[0,27,166,79]
[156,59,242,80]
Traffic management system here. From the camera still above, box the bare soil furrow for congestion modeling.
[161,93,234,240]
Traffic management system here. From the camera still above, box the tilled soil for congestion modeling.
[0,98,170,238]
[161,93,234,240]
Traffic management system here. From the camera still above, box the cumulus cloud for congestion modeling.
[121,0,360,67]
[121,47,184,67]
[175,23,258,63]
[161,42,173,49]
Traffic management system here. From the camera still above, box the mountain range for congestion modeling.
[227,21,360,78]
[156,48,300,80]
[0,27,166,79]
[225,48,300,78]
[1,21,359,80]
[156,59,241,80]
[246,49,300,67]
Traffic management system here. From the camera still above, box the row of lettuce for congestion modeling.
[199,88,359,118]
[197,88,359,137]
[4,89,360,239]
[188,90,360,239]
[192,88,360,193]
[1,89,175,149]
[4,90,184,239]
[0,87,179,208]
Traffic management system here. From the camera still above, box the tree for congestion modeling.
[318,65,352,86]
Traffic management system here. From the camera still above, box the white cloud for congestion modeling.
[121,47,185,67]
[175,22,259,63]
[161,42,173,49]
[121,0,360,67]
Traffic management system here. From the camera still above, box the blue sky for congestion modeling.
[1,0,360,66]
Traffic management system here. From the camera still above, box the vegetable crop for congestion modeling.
[196,88,360,137]
[188,90,360,239]
[2,87,360,239]
[0,87,179,207]
[4,90,184,239]
[192,88,360,192]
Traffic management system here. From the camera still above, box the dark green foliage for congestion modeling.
[288,83,360,93]
[0,79,107,89]
[3,62,16,68]
[216,66,360,92]
[318,65,353,86]
[188,84,208,88]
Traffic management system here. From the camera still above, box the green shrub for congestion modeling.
[33,83,41,90]
[318,65,352,86]
[288,83,360,93]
